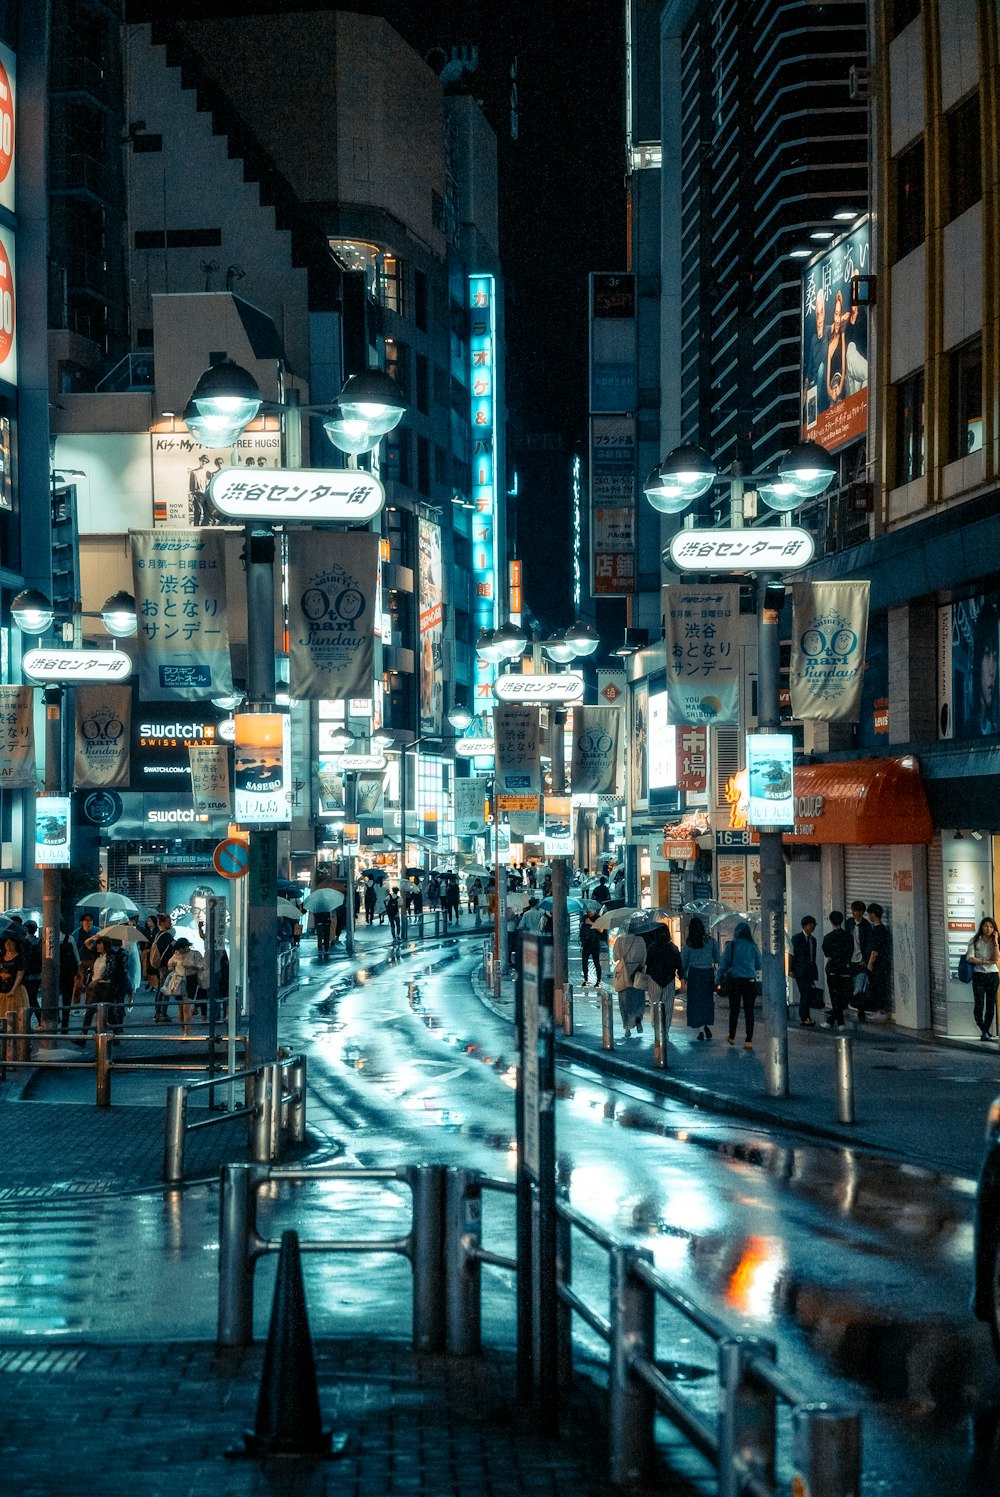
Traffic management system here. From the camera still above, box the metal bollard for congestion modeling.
[286,1053,307,1144]
[163,1085,188,1183]
[217,1162,262,1347]
[445,1167,482,1356]
[652,998,669,1069]
[434,911,441,937]
[95,1006,111,1109]
[792,1403,862,1497]
[717,1336,777,1497]
[8,1007,27,1064]
[834,1033,855,1124]
[601,988,615,1051]
[562,981,574,1036]
[408,1164,446,1352]
[268,1059,283,1160]
[250,1069,272,1163]
[608,1246,656,1487]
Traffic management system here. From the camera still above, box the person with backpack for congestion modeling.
[80,938,129,1035]
[821,910,854,1031]
[149,914,176,1023]
[386,886,402,943]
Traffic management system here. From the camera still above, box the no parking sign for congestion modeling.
[213,837,250,879]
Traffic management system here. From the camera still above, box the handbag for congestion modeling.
[853,970,870,998]
[717,970,732,997]
[958,954,974,984]
[809,984,826,1009]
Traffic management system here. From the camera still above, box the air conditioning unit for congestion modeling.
[849,65,870,102]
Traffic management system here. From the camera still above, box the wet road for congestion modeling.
[8,931,1000,1492]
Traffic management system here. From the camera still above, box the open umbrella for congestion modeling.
[2,906,41,923]
[303,887,345,913]
[77,891,139,914]
[682,897,733,924]
[540,896,599,917]
[276,899,303,919]
[96,923,148,946]
[711,909,765,941]
[628,909,672,934]
[506,891,531,913]
[593,905,644,932]
[277,879,304,899]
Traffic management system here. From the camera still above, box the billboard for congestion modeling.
[0,43,16,217]
[939,592,1000,740]
[418,517,443,734]
[469,274,498,707]
[234,712,291,825]
[800,219,869,453]
[647,691,677,789]
[151,431,280,527]
[746,734,795,828]
[35,796,71,868]
[590,415,635,597]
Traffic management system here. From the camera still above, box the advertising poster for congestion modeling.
[131,529,233,700]
[73,684,131,788]
[286,529,378,701]
[455,777,489,836]
[0,683,34,786]
[418,518,444,735]
[188,744,231,816]
[939,591,1000,740]
[0,43,16,217]
[591,415,636,597]
[317,765,345,815]
[570,706,622,795]
[663,584,740,725]
[647,691,677,789]
[151,431,280,527]
[0,222,16,390]
[509,806,541,838]
[234,712,290,825]
[629,682,649,813]
[495,703,541,799]
[355,771,385,817]
[543,795,573,857]
[789,581,870,722]
[746,733,795,828]
[800,219,869,453]
[35,795,71,868]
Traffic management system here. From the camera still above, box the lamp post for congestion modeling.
[644,439,836,1097]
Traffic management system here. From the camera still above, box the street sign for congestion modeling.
[337,752,387,771]
[213,837,250,879]
[208,466,385,522]
[22,647,132,683]
[455,737,495,757]
[665,527,816,573]
[493,672,584,704]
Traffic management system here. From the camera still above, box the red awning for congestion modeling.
[784,756,933,845]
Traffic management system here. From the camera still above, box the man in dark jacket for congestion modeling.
[790,916,820,1027]
[821,910,853,1030]
[845,901,874,1019]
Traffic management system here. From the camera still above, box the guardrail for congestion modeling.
[217,1161,860,1494]
[163,1052,306,1184]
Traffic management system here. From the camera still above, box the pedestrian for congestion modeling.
[967,916,1000,1040]
[681,915,718,1040]
[612,926,647,1037]
[21,920,42,1028]
[469,877,483,915]
[527,865,537,891]
[364,878,376,925]
[592,875,611,905]
[790,915,820,1028]
[72,911,97,964]
[374,878,388,925]
[445,876,461,924]
[141,915,158,985]
[506,904,520,970]
[641,921,683,1035]
[717,921,762,1050]
[386,886,402,942]
[313,909,332,960]
[845,900,873,1020]
[81,937,129,1035]
[865,903,891,1014]
[427,872,441,909]
[821,910,853,1031]
[149,914,176,1023]
[58,930,78,1034]
[0,934,27,1024]
[580,909,605,989]
[519,897,543,934]
[162,937,200,1036]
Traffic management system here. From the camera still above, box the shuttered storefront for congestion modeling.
[843,844,894,1011]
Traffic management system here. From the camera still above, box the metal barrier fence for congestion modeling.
[217,1161,860,1494]
[163,1053,306,1184]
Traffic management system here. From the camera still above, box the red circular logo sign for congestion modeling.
[0,61,13,184]
[0,236,15,369]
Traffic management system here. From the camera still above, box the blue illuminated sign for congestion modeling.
[469,274,497,705]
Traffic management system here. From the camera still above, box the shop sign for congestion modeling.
[455,737,494,757]
[23,648,132,683]
[666,529,815,573]
[208,466,385,522]
[662,839,697,861]
[716,829,756,849]
[493,672,584,703]
[499,794,537,812]
[338,753,386,771]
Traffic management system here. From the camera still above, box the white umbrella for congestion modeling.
[593,905,643,932]
[506,891,531,912]
[96,923,148,946]
[303,888,345,912]
[77,891,139,914]
[277,898,303,919]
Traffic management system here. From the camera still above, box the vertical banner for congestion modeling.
[73,684,131,788]
[570,706,622,794]
[234,712,290,825]
[629,682,648,813]
[469,273,498,708]
[355,772,385,817]
[663,584,741,725]
[800,219,869,453]
[0,684,34,786]
[418,518,444,735]
[317,767,345,814]
[676,726,708,794]
[188,745,232,815]
[287,529,378,701]
[495,703,541,799]
[590,415,636,597]
[131,529,233,700]
[790,580,870,722]
[455,777,489,835]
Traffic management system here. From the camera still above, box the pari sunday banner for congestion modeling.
[287,529,379,701]
[789,581,870,722]
[73,684,131,789]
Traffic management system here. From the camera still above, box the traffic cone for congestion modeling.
[228,1229,335,1458]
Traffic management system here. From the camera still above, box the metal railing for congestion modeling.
[163,1052,306,1184]
[599,987,671,1069]
[216,1161,860,1494]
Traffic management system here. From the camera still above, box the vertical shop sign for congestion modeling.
[418,518,444,734]
[0,683,33,786]
[790,580,870,722]
[131,529,233,700]
[676,726,708,793]
[74,684,131,788]
[663,584,740,725]
[495,703,541,799]
[469,274,498,706]
[455,777,488,835]
[286,529,379,701]
[590,415,635,597]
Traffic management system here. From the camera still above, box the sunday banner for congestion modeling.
[73,684,131,788]
[790,581,870,721]
[287,529,379,700]
[570,705,622,795]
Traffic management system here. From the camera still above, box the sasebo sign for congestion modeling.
[22,648,132,683]
[665,528,816,573]
[208,467,386,522]
[337,753,387,771]
[455,737,495,757]
[493,672,585,704]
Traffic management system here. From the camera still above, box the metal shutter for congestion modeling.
[927,837,946,1033]
[843,845,893,915]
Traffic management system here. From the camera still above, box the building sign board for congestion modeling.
[666,529,816,573]
[469,274,498,706]
[23,648,132,683]
[493,672,584,704]
[208,466,384,522]
[337,753,386,771]
[455,736,495,757]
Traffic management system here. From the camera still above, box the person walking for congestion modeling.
[821,910,853,1031]
[717,921,762,1049]
[967,917,1000,1040]
[58,930,78,1034]
[386,886,402,943]
[373,878,389,925]
[519,897,543,934]
[149,914,176,1023]
[641,922,683,1037]
[845,900,873,1020]
[162,937,200,1036]
[445,876,461,925]
[612,926,647,1037]
[580,909,605,990]
[21,920,42,1028]
[363,877,377,925]
[790,915,820,1028]
[865,903,891,1014]
[681,916,718,1041]
[313,909,333,961]
[0,934,27,1027]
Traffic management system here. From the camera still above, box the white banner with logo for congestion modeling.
[455,777,489,836]
[355,771,385,817]
[287,529,379,701]
[0,684,34,787]
[73,684,131,788]
[663,584,741,725]
[131,529,233,700]
[494,703,541,798]
[790,580,870,721]
[570,706,622,795]
[188,745,232,815]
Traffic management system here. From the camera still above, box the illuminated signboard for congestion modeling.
[746,734,795,828]
[35,795,71,868]
[0,222,16,389]
[234,712,291,825]
[800,218,869,455]
[208,467,385,522]
[0,44,15,217]
[133,706,224,787]
[470,273,497,706]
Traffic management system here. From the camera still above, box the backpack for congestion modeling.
[958,953,974,984]
[104,947,129,999]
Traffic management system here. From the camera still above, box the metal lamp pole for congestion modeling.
[756,573,789,1097]
[244,524,278,1071]
[549,705,569,1022]
[39,685,63,1035]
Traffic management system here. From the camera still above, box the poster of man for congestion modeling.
[151,431,280,527]
[946,594,1000,739]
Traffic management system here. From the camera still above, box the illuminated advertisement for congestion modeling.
[746,734,795,828]
[543,796,572,857]
[800,219,869,454]
[0,43,15,217]
[469,274,497,705]
[0,222,16,389]
[233,712,291,825]
[590,415,635,597]
[418,517,443,735]
[647,691,677,789]
[151,431,280,527]
[34,796,71,868]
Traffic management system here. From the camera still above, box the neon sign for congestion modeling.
[469,274,497,704]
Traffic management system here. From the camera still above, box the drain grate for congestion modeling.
[0,1348,87,1375]
[0,1182,115,1202]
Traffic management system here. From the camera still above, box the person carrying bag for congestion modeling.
[612,928,648,1037]
[718,921,762,1050]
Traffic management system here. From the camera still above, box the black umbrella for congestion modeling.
[277,878,302,898]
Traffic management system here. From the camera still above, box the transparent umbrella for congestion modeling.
[627,908,672,935]
[681,897,734,924]
[593,905,643,932]
[76,891,139,914]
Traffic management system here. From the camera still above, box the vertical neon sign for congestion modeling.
[469,274,497,703]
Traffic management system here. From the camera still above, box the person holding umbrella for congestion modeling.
[612,924,648,1037]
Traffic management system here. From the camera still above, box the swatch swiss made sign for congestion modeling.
[208,467,385,522]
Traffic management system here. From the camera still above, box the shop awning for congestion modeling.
[784,755,933,845]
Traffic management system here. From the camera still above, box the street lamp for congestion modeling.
[644,439,836,1097]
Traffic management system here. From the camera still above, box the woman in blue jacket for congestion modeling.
[718,921,762,1050]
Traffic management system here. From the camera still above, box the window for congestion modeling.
[415,353,429,415]
[948,337,983,459]
[378,255,404,315]
[417,436,431,496]
[414,270,428,332]
[384,339,407,398]
[387,431,410,487]
[895,370,925,484]
[947,93,981,220]
[895,138,925,259]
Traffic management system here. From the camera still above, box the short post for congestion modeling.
[409,1163,446,1352]
[95,1005,111,1109]
[287,1053,307,1144]
[445,1167,482,1356]
[792,1403,862,1497]
[217,1162,260,1347]
[717,1336,777,1497]
[269,1059,283,1160]
[434,910,441,936]
[608,1246,655,1487]
[562,981,574,1037]
[555,1204,573,1388]
[164,1084,188,1183]
[834,1033,855,1124]
[250,1068,272,1163]
[9,1006,27,1064]
[652,998,669,1069]
[601,988,615,1050]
